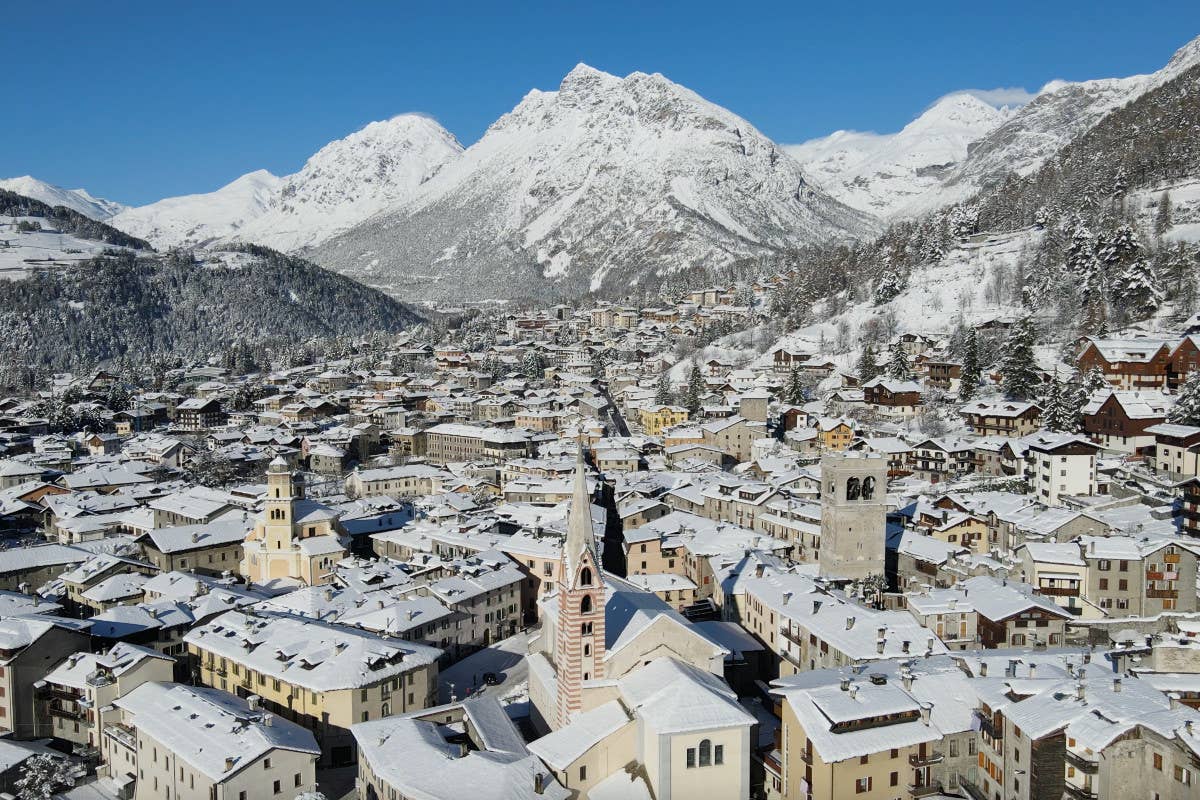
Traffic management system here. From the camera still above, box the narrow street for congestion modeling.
[435,628,536,704]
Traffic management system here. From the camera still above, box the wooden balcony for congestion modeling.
[1147,588,1179,599]
[908,750,944,767]
[1038,585,1080,597]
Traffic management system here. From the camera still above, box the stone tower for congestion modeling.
[554,442,605,728]
[818,453,887,581]
[263,456,303,549]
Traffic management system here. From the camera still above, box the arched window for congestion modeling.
[846,477,861,500]
[862,476,876,500]
[580,567,593,587]
[698,739,712,767]
[580,595,593,614]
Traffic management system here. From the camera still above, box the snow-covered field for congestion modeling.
[0,216,129,279]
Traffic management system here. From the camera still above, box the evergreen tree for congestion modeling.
[654,372,674,406]
[1082,365,1110,396]
[1116,259,1164,317]
[857,342,881,383]
[885,342,913,381]
[683,365,704,415]
[1168,371,1200,426]
[960,328,982,401]
[1155,191,1173,238]
[999,316,1040,400]
[521,349,545,381]
[784,366,806,405]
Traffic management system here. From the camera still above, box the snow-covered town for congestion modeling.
[3,7,1200,800]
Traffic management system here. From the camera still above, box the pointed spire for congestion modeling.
[564,436,598,588]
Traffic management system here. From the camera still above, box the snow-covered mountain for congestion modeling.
[786,93,1010,218]
[792,34,1200,220]
[311,64,876,301]
[112,169,283,247]
[111,114,462,251]
[0,176,127,220]
[234,115,462,252]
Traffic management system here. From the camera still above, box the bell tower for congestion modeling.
[264,456,301,548]
[818,453,887,581]
[554,442,606,728]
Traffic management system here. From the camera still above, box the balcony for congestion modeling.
[908,782,943,798]
[48,705,83,721]
[908,750,944,767]
[1065,750,1099,774]
[958,778,987,800]
[1064,782,1099,799]
[1164,554,1181,564]
[40,686,81,702]
[1038,585,1080,597]
[1147,588,1179,599]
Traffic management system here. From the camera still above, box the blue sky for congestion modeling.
[4,1,1197,205]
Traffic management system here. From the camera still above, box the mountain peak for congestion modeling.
[0,175,127,220]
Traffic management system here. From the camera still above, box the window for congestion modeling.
[1175,765,1192,785]
[264,758,272,769]
[855,777,872,793]
[580,595,593,614]
[580,567,593,587]
[890,771,898,787]
[273,781,281,795]
[890,748,898,759]
[1154,753,1163,770]
[714,745,723,765]
[860,755,869,765]
[1099,578,1109,590]
[1119,579,1128,591]
[687,748,696,768]
[699,739,712,767]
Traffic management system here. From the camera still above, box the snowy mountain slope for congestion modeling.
[235,115,463,252]
[112,170,283,248]
[0,176,127,220]
[897,34,1200,216]
[111,114,462,251]
[786,93,1009,218]
[789,34,1200,221]
[311,64,878,302]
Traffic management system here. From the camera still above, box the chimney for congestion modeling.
[1112,678,1122,693]
[263,714,273,727]
[876,638,886,655]
[846,616,856,630]
[848,684,858,700]
[782,591,792,606]
[225,757,235,772]
[191,532,200,543]
[1028,664,1036,679]
[840,677,851,692]
[902,640,911,654]
[247,695,261,711]
[877,626,887,640]
[948,598,957,610]
[979,662,988,677]
[919,702,932,725]
[1076,683,1086,701]
[1169,692,1182,710]
[812,600,822,614]
[1089,540,1096,555]
[534,773,546,795]
[1007,659,1019,678]
[902,671,913,691]
[323,587,334,602]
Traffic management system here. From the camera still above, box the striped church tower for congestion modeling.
[554,441,606,728]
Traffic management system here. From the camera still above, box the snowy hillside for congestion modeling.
[791,34,1200,221]
[111,115,462,251]
[233,115,463,252]
[0,214,139,279]
[0,176,127,220]
[898,34,1200,217]
[111,170,283,248]
[787,94,1009,218]
[311,64,877,302]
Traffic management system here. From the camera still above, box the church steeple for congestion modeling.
[563,440,601,589]
[554,438,605,727]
